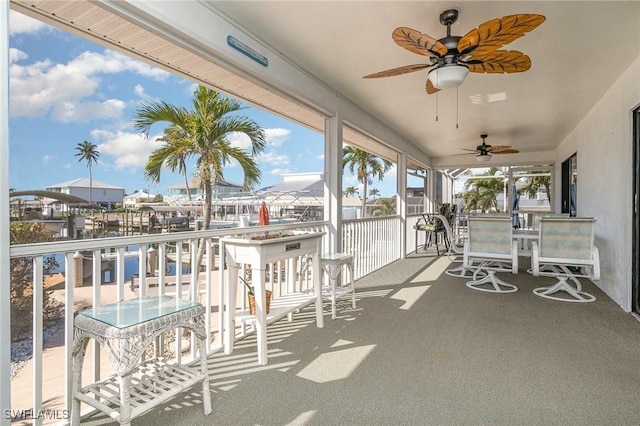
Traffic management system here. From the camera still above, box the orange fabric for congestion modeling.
[259,201,269,226]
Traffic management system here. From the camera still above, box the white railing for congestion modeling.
[343,215,402,279]
[7,217,401,424]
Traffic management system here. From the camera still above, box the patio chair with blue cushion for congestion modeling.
[463,216,518,293]
[529,217,599,303]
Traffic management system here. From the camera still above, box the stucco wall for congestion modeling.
[555,55,640,311]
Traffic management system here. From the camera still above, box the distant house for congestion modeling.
[124,189,158,209]
[45,178,124,210]
[164,179,244,204]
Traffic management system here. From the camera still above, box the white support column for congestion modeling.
[397,153,407,259]
[0,1,11,422]
[324,115,343,253]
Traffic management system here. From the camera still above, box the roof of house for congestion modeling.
[125,189,157,199]
[9,190,105,209]
[46,178,124,190]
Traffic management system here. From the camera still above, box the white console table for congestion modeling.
[221,231,325,365]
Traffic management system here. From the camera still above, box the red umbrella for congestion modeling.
[259,201,269,226]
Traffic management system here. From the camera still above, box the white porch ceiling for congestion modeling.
[10,1,640,170]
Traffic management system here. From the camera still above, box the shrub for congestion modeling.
[10,222,63,338]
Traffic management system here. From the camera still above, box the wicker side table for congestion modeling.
[71,296,212,426]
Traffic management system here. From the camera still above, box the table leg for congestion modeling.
[349,264,356,309]
[118,373,133,426]
[312,251,324,328]
[71,338,89,426]
[253,266,268,365]
[224,262,239,355]
[198,336,212,415]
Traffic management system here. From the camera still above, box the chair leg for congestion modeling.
[533,276,596,302]
[466,271,518,293]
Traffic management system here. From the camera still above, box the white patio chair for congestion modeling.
[529,217,599,303]
[463,216,518,293]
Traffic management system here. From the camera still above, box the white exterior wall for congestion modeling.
[554,55,640,311]
[66,187,124,206]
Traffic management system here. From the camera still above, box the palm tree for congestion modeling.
[463,167,505,213]
[145,134,194,201]
[518,173,551,202]
[342,146,392,218]
[370,197,396,217]
[344,186,359,197]
[74,140,100,206]
[369,188,380,199]
[133,85,265,268]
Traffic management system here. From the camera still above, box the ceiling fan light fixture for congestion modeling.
[428,65,469,90]
[476,153,492,163]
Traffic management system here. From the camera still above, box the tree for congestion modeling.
[10,222,62,336]
[133,85,265,268]
[74,140,100,206]
[463,167,505,213]
[369,188,380,199]
[370,197,396,217]
[342,146,392,218]
[518,173,551,202]
[344,186,359,197]
[146,133,194,201]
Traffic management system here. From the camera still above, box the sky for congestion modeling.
[7,10,408,199]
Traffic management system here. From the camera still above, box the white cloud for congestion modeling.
[42,154,56,165]
[258,152,290,166]
[264,128,291,147]
[270,167,292,176]
[9,49,168,122]
[91,129,159,170]
[227,132,252,149]
[52,98,126,123]
[9,48,28,63]
[134,84,147,98]
[9,11,50,36]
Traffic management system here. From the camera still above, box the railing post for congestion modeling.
[147,246,157,275]
[73,251,83,287]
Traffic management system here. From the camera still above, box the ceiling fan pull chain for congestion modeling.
[435,91,439,122]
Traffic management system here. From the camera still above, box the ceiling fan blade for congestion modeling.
[457,14,546,55]
[492,148,520,154]
[363,63,432,79]
[426,79,440,94]
[392,27,448,58]
[485,145,513,152]
[465,50,531,73]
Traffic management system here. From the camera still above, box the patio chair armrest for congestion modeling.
[591,245,601,281]
[462,239,471,268]
[531,241,540,276]
[511,240,518,274]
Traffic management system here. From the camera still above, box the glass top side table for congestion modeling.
[71,295,212,426]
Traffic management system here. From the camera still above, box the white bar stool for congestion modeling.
[320,252,356,319]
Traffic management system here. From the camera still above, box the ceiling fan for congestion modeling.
[363,9,545,94]
[459,134,519,162]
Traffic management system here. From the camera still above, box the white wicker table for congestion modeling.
[71,295,212,426]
